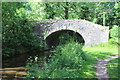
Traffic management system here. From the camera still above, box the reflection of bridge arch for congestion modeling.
[34,20,109,47]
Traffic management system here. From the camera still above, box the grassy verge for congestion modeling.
[80,55,96,78]
[81,43,118,78]
[83,43,118,60]
[26,41,118,78]
[106,58,120,78]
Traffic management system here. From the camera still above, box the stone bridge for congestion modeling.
[34,20,109,48]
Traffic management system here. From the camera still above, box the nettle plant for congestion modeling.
[25,33,87,79]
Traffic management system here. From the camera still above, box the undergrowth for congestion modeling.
[25,33,118,79]
[25,33,95,79]
[107,58,120,78]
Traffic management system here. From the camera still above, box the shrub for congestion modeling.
[25,34,87,79]
[58,33,75,45]
[58,33,84,46]
[54,41,86,68]
[2,3,45,58]
[109,25,120,45]
[2,22,44,58]
[108,38,119,45]
[110,25,119,39]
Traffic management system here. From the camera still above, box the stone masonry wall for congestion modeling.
[34,20,109,47]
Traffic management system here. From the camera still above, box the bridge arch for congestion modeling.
[34,20,109,48]
[45,29,85,48]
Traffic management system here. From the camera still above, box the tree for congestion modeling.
[2,2,119,58]
[2,2,44,58]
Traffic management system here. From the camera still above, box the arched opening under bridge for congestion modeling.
[45,30,85,49]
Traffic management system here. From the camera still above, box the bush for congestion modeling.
[55,41,86,68]
[25,34,87,79]
[110,25,119,38]
[108,38,119,45]
[2,3,45,58]
[2,22,44,58]
[109,25,120,45]
[58,33,75,45]
[58,33,84,46]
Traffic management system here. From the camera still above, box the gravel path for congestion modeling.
[95,55,119,80]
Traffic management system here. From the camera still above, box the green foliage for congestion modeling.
[108,38,119,46]
[2,2,44,58]
[55,41,86,68]
[82,42,118,78]
[109,25,120,45]
[2,2,119,58]
[83,42,118,60]
[107,58,120,78]
[58,32,84,46]
[42,2,119,28]
[2,3,119,77]
[25,34,88,78]
[58,33,77,45]
[22,2,119,28]
[110,25,119,38]
[24,2,46,21]
[26,35,118,79]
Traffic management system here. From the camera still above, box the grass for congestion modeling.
[80,57,96,78]
[83,43,118,60]
[26,41,119,78]
[106,58,120,78]
[80,43,118,78]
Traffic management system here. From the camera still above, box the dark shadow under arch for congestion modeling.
[45,30,85,49]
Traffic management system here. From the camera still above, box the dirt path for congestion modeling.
[95,55,119,80]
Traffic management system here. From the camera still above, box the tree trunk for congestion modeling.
[65,2,69,19]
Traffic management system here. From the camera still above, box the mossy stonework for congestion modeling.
[34,20,109,48]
